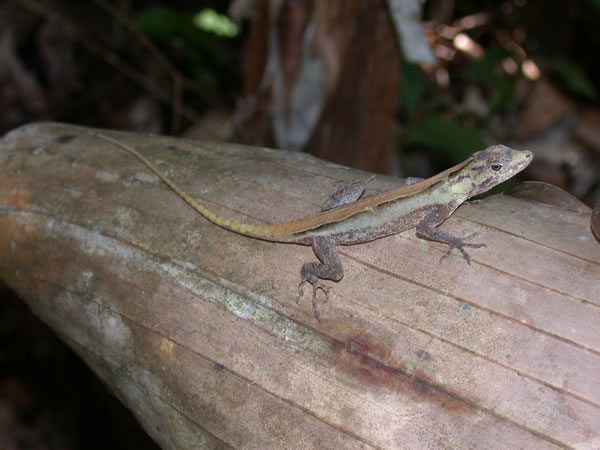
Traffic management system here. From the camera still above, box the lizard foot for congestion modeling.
[296,276,331,321]
[439,232,487,265]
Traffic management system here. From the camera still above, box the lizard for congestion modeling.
[89,132,533,319]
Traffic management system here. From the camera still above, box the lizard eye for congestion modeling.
[491,162,503,171]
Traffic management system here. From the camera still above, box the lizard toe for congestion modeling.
[310,281,331,321]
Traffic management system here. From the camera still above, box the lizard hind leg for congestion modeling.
[295,236,344,320]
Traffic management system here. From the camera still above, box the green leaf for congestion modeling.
[460,47,513,84]
[488,77,517,114]
[133,7,222,53]
[193,9,238,38]
[546,57,597,100]
[401,60,424,116]
[583,0,600,12]
[458,47,518,113]
[135,7,195,40]
[133,6,240,89]
[403,116,487,162]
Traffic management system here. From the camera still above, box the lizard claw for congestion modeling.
[439,232,486,265]
[296,276,330,321]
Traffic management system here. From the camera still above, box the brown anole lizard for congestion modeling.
[90,132,532,319]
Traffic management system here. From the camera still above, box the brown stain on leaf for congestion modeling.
[56,134,77,143]
[1,173,32,211]
[326,331,475,415]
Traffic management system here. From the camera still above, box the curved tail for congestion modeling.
[91,132,288,240]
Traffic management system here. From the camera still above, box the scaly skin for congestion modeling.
[90,132,533,319]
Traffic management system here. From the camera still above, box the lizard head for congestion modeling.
[463,144,533,197]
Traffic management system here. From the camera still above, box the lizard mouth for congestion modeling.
[503,148,533,183]
[516,150,534,171]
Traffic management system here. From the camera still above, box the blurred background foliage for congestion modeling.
[2,0,600,199]
[2,0,600,448]
[133,6,241,91]
[401,1,599,166]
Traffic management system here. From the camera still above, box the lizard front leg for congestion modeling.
[296,236,344,320]
[416,205,486,265]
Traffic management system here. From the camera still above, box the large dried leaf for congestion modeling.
[1,123,599,448]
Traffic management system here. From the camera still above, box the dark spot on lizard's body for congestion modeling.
[295,236,314,245]
[451,173,470,183]
[213,362,225,371]
[469,165,486,172]
[56,134,76,143]
[477,178,495,192]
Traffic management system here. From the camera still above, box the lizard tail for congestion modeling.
[91,132,290,241]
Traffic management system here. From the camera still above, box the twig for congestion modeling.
[14,0,204,126]
[93,0,191,133]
